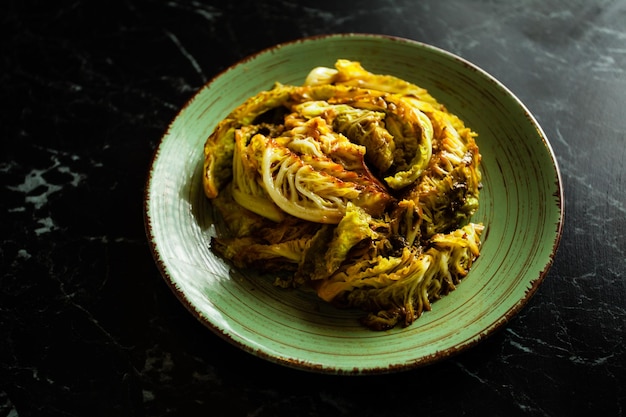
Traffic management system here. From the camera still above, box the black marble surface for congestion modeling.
[2,0,625,416]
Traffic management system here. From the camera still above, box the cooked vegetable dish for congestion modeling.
[202,60,483,330]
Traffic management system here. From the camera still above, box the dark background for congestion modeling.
[2,1,625,416]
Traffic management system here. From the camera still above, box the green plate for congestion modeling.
[144,34,564,374]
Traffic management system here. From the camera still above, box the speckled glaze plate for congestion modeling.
[144,34,563,374]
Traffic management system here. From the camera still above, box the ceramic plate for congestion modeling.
[144,34,564,374]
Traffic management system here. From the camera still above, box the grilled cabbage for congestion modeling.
[202,60,483,330]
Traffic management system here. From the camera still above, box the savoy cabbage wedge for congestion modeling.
[202,60,483,330]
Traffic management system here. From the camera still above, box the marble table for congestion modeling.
[2,1,625,416]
